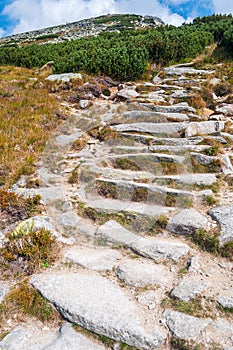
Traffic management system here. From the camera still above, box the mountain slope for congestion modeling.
[0,14,164,45]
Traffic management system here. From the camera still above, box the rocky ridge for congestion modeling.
[0,62,233,349]
[0,14,163,45]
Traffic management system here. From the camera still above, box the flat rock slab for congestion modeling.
[153,102,195,114]
[162,310,211,340]
[131,237,190,261]
[149,145,210,153]
[122,110,189,122]
[41,323,106,350]
[64,247,122,271]
[57,211,82,228]
[171,276,210,301]
[46,73,82,82]
[108,152,185,164]
[30,272,167,349]
[217,291,233,308]
[185,121,225,137]
[164,67,214,76]
[97,220,140,246]
[153,174,217,186]
[115,260,171,287]
[204,318,233,349]
[209,205,233,244]
[13,216,55,236]
[111,122,188,136]
[167,209,207,235]
[117,89,140,99]
[216,104,233,116]
[0,322,105,350]
[89,199,173,218]
[56,131,82,146]
[190,152,219,165]
[39,186,67,204]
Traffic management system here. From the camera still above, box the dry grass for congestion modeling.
[0,66,64,187]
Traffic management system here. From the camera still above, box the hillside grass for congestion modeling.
[0,66,64,187]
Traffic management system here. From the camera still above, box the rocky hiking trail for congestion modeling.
[1,62,233,349]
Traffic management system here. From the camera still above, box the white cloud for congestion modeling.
[1,0,186,35]
[2,0,116,34]
[0,28,5,37]
[212,0,233,14]
[116,0,185,26]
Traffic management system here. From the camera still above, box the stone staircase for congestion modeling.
[1,63,233,349]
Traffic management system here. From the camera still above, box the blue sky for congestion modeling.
[0,0,232,38]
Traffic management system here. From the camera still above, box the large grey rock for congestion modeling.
[164,66,214,76]
[221,154,233,175]
[108,152,185,164]
[37,167,61,186]
[209,205,233,244]
[131,237,190,261]
[39,186,67,203]
[115,260,171,287]
[204,318,233,349]
[190,152,219,165]
[117,89,140,99]
[46,73,82,82]
[171,276,210,301]
[56,131,82,146]
[42,323,105,350]
[216,104,233,116]
[13,216,55,236]
[153,102,195,114]
[162,310,211,340]
[185,121,225,137]
[31,272,167,349]
[64,247,122,271]
[167,209,207,235]
[0,326,37,350]
[79,99,91,109]
[217,292,233,308]
[170,91,194,99]
[57,211,81,228]
[153,174,217,186]
[97,220,140,246]
[0,324,58,350]
[111,122,188,136]
[0,323,105,350]
[89,199,173,218]
[149,144,210,153]
[122,110,189,122]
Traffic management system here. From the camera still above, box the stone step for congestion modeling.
[107,152,185,165]
[153,173,217,186]
[122,110,189,122]
[153,102,195,114]
[185,121,225,137]
[97,220,190,261]
[122,134,227,146]
[31,272,167,349]
[110,144,211,155]
[86,199,174,219]
[0,323,106,350]
[111,122,188,136]
[80,164,154,182]
[164,66,215,76]
[94,178,196,207]
[148,145,211,153]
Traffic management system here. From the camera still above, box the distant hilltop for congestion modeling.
[0,14,164,45]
